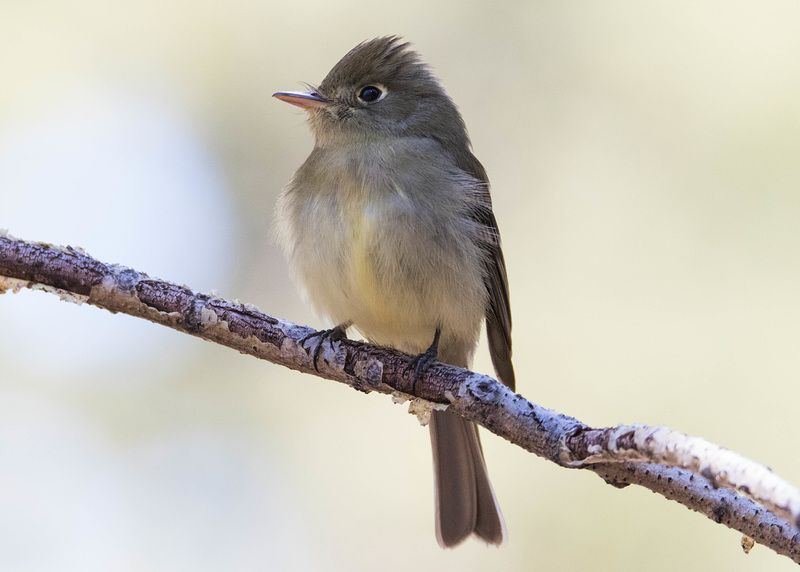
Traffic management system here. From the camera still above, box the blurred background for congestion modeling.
[1,1,799,570]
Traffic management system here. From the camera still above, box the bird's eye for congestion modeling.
[358,85,384,103]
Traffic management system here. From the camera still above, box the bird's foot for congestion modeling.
[404,329,441,395]
[301,322,350,371]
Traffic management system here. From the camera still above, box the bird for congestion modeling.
[273,36,514,548]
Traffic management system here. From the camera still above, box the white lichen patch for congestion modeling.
[392,392,447,426]
[0,276,91,304]
[456,372,505,403]
[352,356,383,386]
[0,276,29,294]
[568,424,800,526]
[30,283,89,305]
[391,392,410,406]
[225,297,261,312]
[242,302,263,313]
[91,273,141,310]
[199,304,222,327]
[97,273,121,295]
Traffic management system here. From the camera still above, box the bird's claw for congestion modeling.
[404,329,441,395]
[301,325,348,372]
[405,347,438,384]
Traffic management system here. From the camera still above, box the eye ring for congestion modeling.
[357,84,387,103]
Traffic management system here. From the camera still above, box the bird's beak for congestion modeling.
[273,91,331,110]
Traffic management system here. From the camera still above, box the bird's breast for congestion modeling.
[276,152,487,354]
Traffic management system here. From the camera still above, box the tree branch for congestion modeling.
[2,231,799,563]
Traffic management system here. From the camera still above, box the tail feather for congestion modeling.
[430,410,506,547]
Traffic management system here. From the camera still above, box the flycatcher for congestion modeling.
[273,36,514,547]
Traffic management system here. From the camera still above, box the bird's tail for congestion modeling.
[430,409,506,547]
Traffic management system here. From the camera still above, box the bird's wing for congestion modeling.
[458,152,515,391]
